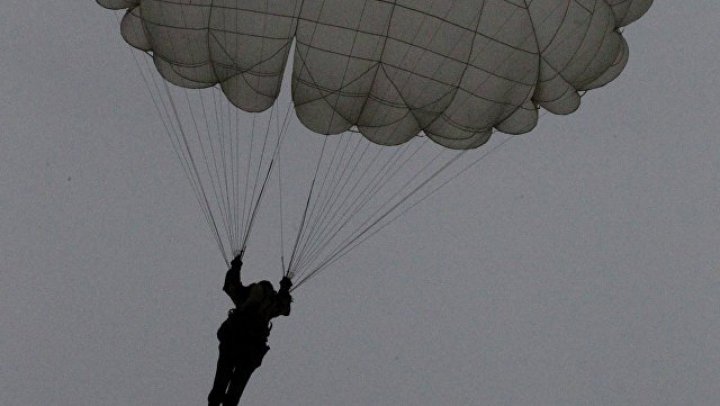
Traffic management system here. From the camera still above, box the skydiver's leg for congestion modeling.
[209,321,235,406]
[223,345,269,406]
[223,365,255,406]
[208,345,234,406]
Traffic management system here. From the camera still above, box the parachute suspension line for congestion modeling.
[287,135,358,272]
[161,81,229,260]
[209,88,235,249]
[137,0,527,274]
[248,109,277,233]
[238,114,257,253]
[391,135,515,227]
[186,89,234,253]
[289,139,384,275]
[234,0,281,255]
[239,104,285,252]
[102,1,655,284]
[287,0,474,280]
[235,99,246,253]
[208,86,242,253]
[218,90,236,250]
[292,135,370,269]
[286,138,330,274]
[163,1,227,252]
[294,140,443,282]
[152,78,289,262]
[293,139,428,275]
[293,148,466,289]
[233,99,242,254]
[294,1,515,281]
[277,118,287,276]
[291,139,411,274]
[292,2,528,276]
[241,148,277,253]
[295,132,517,289]
[118,25,228,261]
[291,0,438,278]
[274,103,297,279]
[239,114,256,253]
[130,57,287,263]
[286,0,392,277]
[113,11,241,262]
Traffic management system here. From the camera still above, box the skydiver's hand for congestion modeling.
[230,255,243,271]
[280,276,292,290]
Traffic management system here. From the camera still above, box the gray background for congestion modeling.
[2,1,719,405]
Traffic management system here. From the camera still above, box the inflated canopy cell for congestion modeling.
[98,0,653,149]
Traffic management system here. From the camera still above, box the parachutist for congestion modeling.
[208,254,292,406]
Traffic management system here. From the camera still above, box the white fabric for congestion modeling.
[99,0,653,149]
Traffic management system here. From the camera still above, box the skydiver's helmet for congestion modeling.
[258,281,275,296]
[246,281,275,306]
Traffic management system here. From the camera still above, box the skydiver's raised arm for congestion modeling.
[274,277,293,317]
[223,255,250,306]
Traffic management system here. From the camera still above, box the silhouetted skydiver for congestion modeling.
[208,254,292,406]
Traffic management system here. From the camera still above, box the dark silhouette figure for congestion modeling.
[208,255,292,406]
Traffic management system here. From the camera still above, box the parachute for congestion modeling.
[98,0,653,286]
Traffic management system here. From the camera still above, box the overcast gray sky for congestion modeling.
[2,1,720,405]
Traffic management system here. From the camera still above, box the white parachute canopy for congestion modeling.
[98,0,652,285]
[99,0,652,149]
